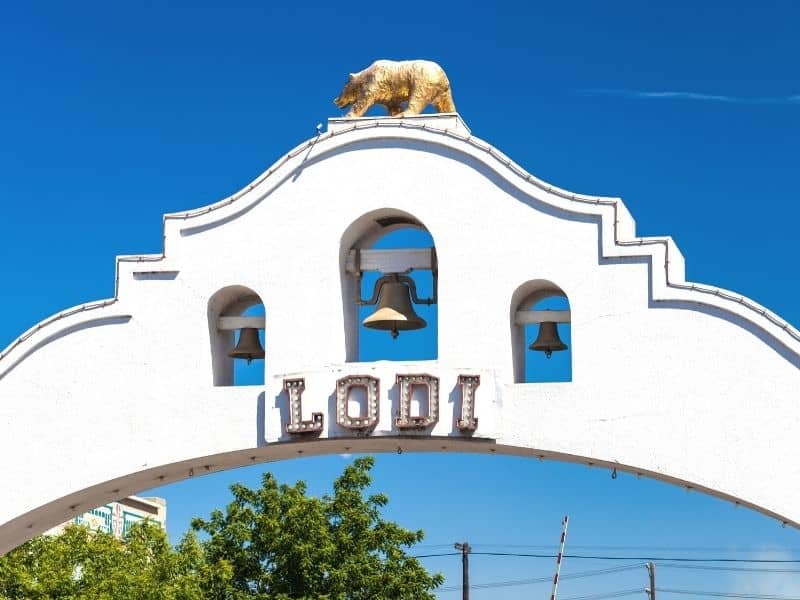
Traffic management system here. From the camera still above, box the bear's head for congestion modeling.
[333,73,360,109]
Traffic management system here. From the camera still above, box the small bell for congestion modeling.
[362,278,426,339]
[228,328,265,363]
[529,321,567,358]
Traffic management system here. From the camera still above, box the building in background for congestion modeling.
[46,496,166,539]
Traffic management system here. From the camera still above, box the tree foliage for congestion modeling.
[192,456,442,599]
[0,457,442,599]
[0,520,231,599]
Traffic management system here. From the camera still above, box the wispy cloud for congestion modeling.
[726,549,800,595]
[583,88,800,105]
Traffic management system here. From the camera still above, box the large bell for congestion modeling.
[362,280,426,339]
[529,321,568,358]
[228,327,265,363]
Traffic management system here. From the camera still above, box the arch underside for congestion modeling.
[0,435,792,556]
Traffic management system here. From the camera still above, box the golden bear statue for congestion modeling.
[334,59,456,118]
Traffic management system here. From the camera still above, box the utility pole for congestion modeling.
[454,541,471,600]
[646,562,656,600]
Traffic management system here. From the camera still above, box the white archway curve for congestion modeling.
[0,113,798,555]
[0,436,791,558]
[170,117,799,354]
[2,115,797,370]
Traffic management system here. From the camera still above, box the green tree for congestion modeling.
[192,456,444,599]
[0,457,442,599]
[0,520,232,599]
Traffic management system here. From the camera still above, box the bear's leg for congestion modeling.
[346,96,373,118]
[434,90,456,113]
[386,102,404,116]
[399,90,429,117]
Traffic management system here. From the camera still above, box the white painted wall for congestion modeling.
[0,113,798,554]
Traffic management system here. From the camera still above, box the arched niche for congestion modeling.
[510,279,572,383]
[207,285,265,386]
[339,209,438,362]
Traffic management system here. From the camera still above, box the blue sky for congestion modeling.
[2,1,799,597]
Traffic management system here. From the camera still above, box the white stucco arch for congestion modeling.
[0,113,798,555]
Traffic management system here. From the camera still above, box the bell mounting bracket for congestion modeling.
[353,248,438,306]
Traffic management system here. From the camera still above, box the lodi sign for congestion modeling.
[0,107,799,554]
[276,371,482,438]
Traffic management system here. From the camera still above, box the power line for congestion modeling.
[563,564,646,580]
[413,551,800,563]
[416,544,800,553]
[436,579,548,593]
[435,564,644,593]
[418,550,800,595]
[561,589,646,600]
[430,559,800,595]
[658,563,800,573]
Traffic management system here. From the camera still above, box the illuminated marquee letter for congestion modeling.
[456,374,480,432]
[395,374,439,430]
[336,375,379,431]
[283,378,323,435]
